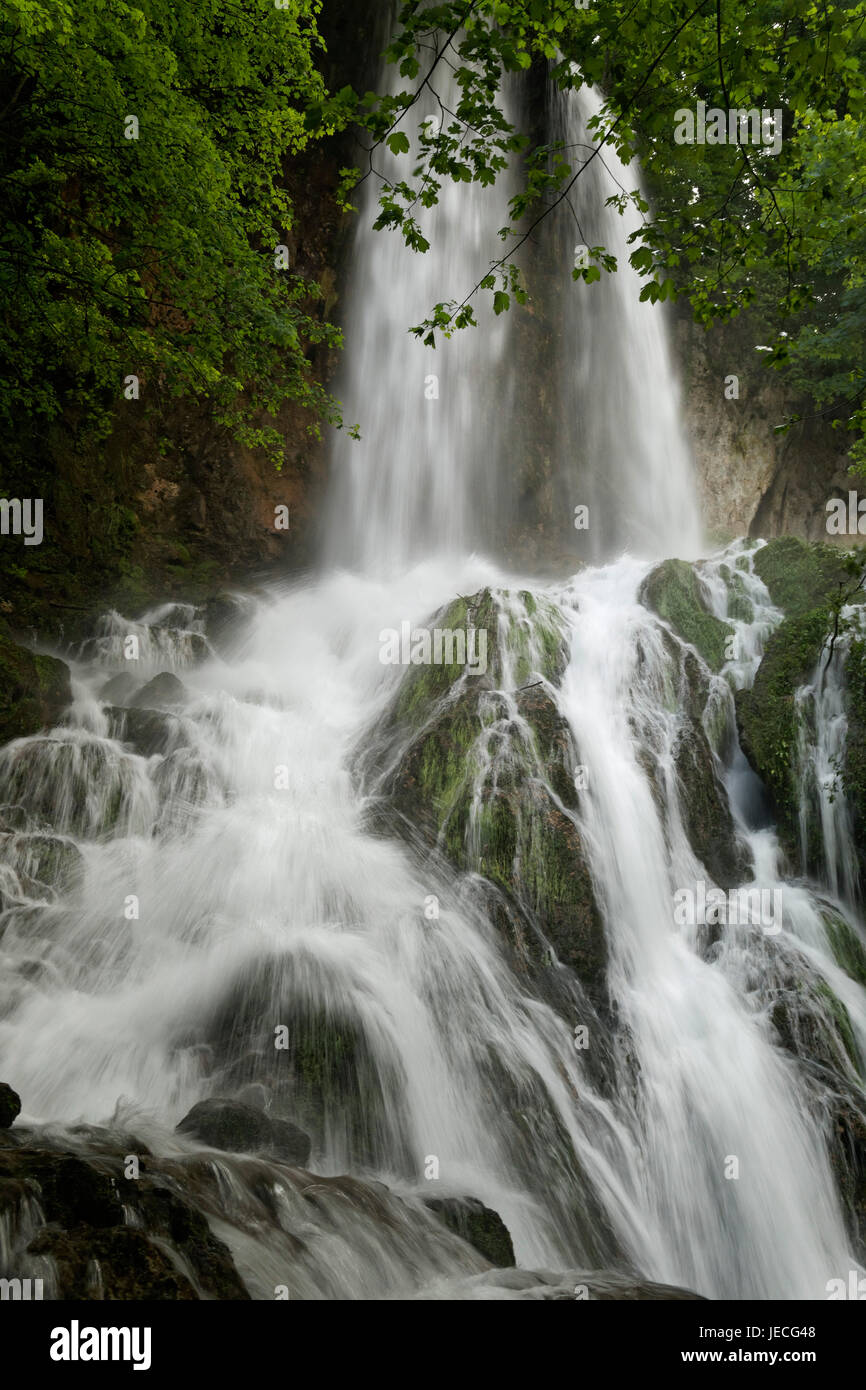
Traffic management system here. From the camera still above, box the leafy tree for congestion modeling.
[319,0,866,462]
[1,0,864,470]
[0,0,350,466]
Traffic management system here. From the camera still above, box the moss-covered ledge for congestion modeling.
[736,538,865,878]
[0,619,70,746]
[641,559,733,671]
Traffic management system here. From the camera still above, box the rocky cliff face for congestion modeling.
[676,307,857,544]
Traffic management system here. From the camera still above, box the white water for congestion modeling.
[794,614,863,908]
[1,74,865,1300]
[549,85,702,562]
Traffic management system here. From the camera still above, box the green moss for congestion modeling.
[824,912,866,988]
[381,621,605,993]
[753,537,852,618]
[736,609,827,863]
[641,559,733,671]
[0,621,71,746]
[815,980,861,1075]
[843,637,866,887]
[726,571,754,623]
[472,795,518,890]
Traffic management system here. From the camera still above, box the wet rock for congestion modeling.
[203,973,407,1176]
[0,804,34,833]
[641,559,733,672]
[379,678,607,996]
[736,609,828,871]
[842,637,866,890]
[0,621,71,746]
[99,670,140,706]
[0,736,144,838]
[204,594,253,655]
[753,536,852,619]
[177,1098,311,1165]
[424,1197,515,1267]
[0,1141,250,1299]
[673,719,749,887]
[29,1225,199,1300]
[106,706,182,758]
[0,1083,21,1128]
[771,974,861,1079]
[826,1098,866,1257]
[131,672,189,709]
[0,831,83,893]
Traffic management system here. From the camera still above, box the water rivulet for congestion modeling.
[1,76,864,1300]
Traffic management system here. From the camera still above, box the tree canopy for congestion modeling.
[0,0,346,465]
[1,0,864,468]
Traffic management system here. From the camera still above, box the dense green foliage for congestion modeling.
[0,0,346,464]
[1,0,864,465]
[324,0,866,463]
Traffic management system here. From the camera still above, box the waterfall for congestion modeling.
[794,622,863,908]
[1,62,865,1301]
[323,67,519,573]
[548,86,702,562]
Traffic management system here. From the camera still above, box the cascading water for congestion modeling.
[794,618,863,909]
[548,85,702,562]
[1,64,865,1301]
[323,64,519,573]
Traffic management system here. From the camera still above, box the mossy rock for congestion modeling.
[725,570,755,624]
[0,831,83,894]
[771,975,861,1079]
[753,537,854,619]
[201,956,412,1175]
[672,719,748,888]
[0,736,137,838]
[842,637,866,888]
[0,621,70,746]
[390,588,569,733]
[735,609,828,868]
[826,1099,866,1257]
[823,910,866,988]
[424,1197,515,1267]
[381,673,606,995]
[641,560,733,672]
[0,1143,249,1299]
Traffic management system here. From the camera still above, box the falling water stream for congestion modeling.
[1,69,865,1300]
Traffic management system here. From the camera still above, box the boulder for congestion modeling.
[130,672,189,709]
[641,559,732,672]
[424,1197,515,1267]
[99,670,140,706]
[0,621,70,746]
[0,1082,21,1128]
[176,1098,311,1165]
[0,1141,249,1299]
